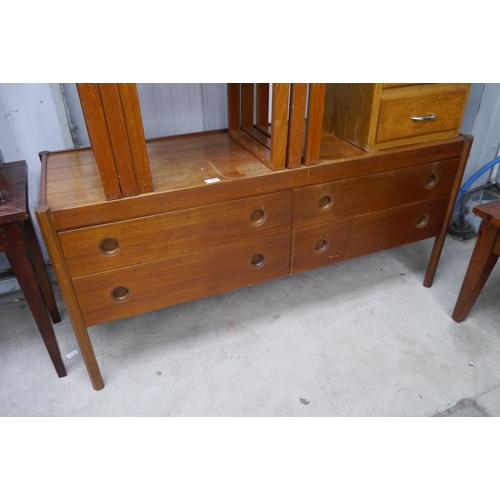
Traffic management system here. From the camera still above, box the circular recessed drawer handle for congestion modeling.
[249,208,267,226]
[314,239,329,253]
[111,286,130,302]
[425,174,438,189]
[250,253,266,269]
[416,214,429,228]
[99,237,120,256]
[411,114,436,121]
[317,194,333,212]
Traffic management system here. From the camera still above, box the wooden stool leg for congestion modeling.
[452,222,499,322]
[22,216,61,324]
[1,222,67,377]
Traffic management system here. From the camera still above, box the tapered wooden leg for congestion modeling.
[22,216,61,324]
[0,222,67,377]
[36,206,105,390]
[452,222,499,322]
[424,135,473,287]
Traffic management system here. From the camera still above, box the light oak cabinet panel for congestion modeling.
[323,83,470,151]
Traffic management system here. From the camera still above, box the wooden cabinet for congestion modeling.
[35,83,473,390]
[323,84,470,151]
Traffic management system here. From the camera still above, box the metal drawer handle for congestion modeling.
[411,114,436,121]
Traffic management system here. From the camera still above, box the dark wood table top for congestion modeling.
[473,199,500,229]
[0,160,28,224]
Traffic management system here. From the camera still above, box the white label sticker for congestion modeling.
[66,350,79,359]
[204,177,220,184]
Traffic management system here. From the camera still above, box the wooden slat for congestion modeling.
[256,83,270,126]
[228,128,272,168]
[241,83,254,128]
[76,83,122,200]
[99,84,139,198]
[242,126,272,149]
[256,124,272,138]
[286,83,307,169]
[118,84,153,194]
[227,84,241,129]
[269,83,290,171]
[303,83,326,166]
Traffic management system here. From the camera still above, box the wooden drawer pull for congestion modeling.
[425,174,438,189]
[250,253,266,268]
[416,214,429,228]
[317,195,333,212]
[411,114,436,121]
[111,286,130,302]
[249,208,267,226]
[314,239,329,253]
[99,237,120,256]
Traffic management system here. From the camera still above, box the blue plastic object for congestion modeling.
[455,156,500,209]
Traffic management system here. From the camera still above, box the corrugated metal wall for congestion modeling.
[63,83,228,147]
[0,83,69,271]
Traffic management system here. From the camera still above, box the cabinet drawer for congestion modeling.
[293,158,459,229]
[59,191,292,277]
[72,232,291,326]
[377,88,468,144]
[291,197,449,274]
[323,83,470,151]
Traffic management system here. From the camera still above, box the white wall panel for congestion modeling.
[62,83,228,144]
[137,83,227,139]
[462,83,500,184]
[0,83,66,271]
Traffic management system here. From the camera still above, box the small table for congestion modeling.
[0,160,66,377]
[452,199,500,322]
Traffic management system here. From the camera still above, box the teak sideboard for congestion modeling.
[36,83,472,390]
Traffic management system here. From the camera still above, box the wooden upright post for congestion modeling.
[76,83,153,200]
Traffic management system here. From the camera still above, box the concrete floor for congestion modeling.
[1,236,499,417]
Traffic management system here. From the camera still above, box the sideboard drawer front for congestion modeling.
[291,197,449,274]
[377,88,468,144]
[72,232,291,326]
[59,191,292,277]
[293,159,459,229]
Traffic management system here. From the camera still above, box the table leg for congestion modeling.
[0,222,67,377]
[22,216,61,324]
[452,222,499,322]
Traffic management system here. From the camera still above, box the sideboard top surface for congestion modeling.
[42,129,467,231]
